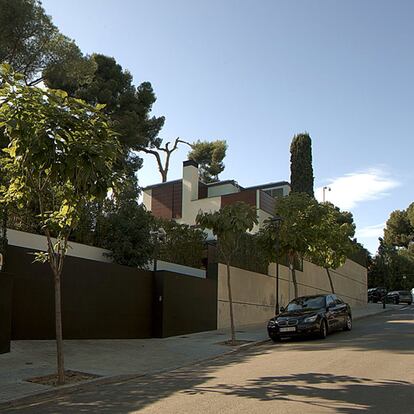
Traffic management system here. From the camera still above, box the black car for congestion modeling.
[267,294,352,342]
[368,287,387,303]
[386,290,412,305]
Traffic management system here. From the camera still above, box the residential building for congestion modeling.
[142,160,290,232]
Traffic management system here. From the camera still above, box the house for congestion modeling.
[142,160,290,231]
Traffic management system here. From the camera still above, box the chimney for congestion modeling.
[182,160,199,203]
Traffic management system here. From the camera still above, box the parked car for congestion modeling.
[368,287,387,303]
[386,290,412,305]
[267,294,352,342]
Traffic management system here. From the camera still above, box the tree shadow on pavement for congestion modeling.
[184,372,414,414]
[3,309,413,413]
[2,345,272,413]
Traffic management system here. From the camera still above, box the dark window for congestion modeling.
[326,295,335,307]
[264,188,284,198]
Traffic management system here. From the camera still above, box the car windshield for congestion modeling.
[286,296,326,312]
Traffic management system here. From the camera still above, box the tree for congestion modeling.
[141,138,227,183]
[99,201,154,268]
[155,218,207,268]
[307,202,356,293]
[45,54,165,178]
[383,209,413,248]
[188,140,227,183]
[290,133,314,197]
[260,193,320,299]
[369,238,414,290]
[0,65,121,384]
[139,137,191,183]
[0,0,94,85]
[197,202,258,345]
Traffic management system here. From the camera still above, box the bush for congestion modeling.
[155,218,206,269]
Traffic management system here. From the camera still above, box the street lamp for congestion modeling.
[322,186,331,203]
[269,215,283,314]
[150,227,166,272]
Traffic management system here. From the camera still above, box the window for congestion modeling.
[326,295,335,307]
[264,188,284,198]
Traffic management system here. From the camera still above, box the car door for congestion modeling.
[334,296,348,328]
[325,295,337,331]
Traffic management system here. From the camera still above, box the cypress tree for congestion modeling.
[290,133,314,197]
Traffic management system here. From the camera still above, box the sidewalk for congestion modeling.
[0,302,404,407]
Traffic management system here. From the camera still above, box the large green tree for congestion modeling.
[45,53,165,176]
[197,202,258,345]
[44,54,165,246]
[260,193,320,299]
[383,208,413,248]
[290,133,314,197]
[0,0,94,84]
[307,203,356,293]
[0,65,121,384]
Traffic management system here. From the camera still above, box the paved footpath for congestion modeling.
[0,303,402,409]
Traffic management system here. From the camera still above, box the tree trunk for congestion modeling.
[291,266,298,298]
[326,267,335,293]
[226,262,236,345]
[288,251,298,299]
[53,269,65,385]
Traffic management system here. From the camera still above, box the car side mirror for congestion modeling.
[280,307,285,313]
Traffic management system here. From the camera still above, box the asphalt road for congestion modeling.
[5,306,414,414]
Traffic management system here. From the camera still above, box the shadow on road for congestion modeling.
[184,372,414,414]
[3,308,414,413]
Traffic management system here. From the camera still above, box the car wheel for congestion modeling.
[394,298,399,304]
[319,320,328,339]
[343,314,352,331]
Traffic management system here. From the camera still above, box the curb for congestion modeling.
[353,305,405,321]
[0,337,270,411]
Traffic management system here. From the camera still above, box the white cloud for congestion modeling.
[355,223,386,255]
[315,168,400,210]
[356,223,385,239]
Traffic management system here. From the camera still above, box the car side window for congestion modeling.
[326,295,335,307]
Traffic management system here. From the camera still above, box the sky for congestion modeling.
[41,0,414,255]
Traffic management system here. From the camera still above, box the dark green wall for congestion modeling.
[8,246,153,339]
[7,245,218,340]
[0,272,13,353]
[153,271,217,338]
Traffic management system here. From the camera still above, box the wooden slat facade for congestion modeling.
[152,182,182,219]
[221,189,257,208]
[259,190,276,215]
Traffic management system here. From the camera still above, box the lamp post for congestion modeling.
[322,186,331,202]
[269,215,283,314]
[150,227,166,272]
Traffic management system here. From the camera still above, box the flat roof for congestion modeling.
[244,181,290,191]
[143,179,182,191]
[143,179,290,192]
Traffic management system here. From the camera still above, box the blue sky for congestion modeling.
[42,0,414,254]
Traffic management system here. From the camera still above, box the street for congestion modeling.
[5,306,414,414]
